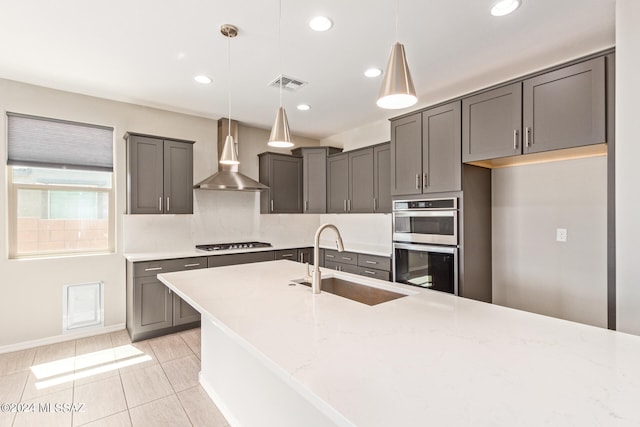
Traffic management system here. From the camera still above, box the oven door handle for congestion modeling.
[393,211,456,218]
[393,242,457,254]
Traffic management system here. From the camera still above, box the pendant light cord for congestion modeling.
[395,0,399,42]
[279,0,283,108]
[227,32,232,138]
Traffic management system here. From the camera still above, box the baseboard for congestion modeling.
[0,323,126,355]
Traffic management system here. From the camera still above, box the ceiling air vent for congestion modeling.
[268,74,308,91]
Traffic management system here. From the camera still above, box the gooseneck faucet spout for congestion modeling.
[313,224,344,294]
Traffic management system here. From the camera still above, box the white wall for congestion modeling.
[0,78,218,348]
[616,1,640,334]
[492,157,608,328]
[320,119,389,151]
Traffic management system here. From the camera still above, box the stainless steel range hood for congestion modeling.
[194,118,268,191]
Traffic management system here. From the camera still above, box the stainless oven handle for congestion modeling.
[393,210,456,218]
[393,242,457,254]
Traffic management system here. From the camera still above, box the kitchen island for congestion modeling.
[159,260,640,426]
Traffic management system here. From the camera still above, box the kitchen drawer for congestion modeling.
[358,267,391,281]
[324,260,361,274]
[357,254,391,271]
[208,251,275,268]
[275,249,298,261]
[324,249,358,265]
[134,257,207,277]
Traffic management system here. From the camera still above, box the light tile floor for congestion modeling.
[0,328,229,427]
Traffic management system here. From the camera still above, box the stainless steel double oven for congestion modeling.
[392,198,458,295]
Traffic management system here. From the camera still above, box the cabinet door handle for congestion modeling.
[271,200,274,212]
[525,127,532,147]
[415,174,421,189]
[305,200,309,212]
[347,199,351,212]
[158,197,163,212]
[513,129,519,150]
[166,197,170,212]
[144,267,163,272]
[299,253,304,263]
[423,173,428,189]
[373,197,377,211]
[184,263,200,267]
[364,270,377,275]
[343,200,347,212]
[168,288,172,294]
[365,260,378,265]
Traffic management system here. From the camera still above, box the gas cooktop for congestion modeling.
[196,242,272,251]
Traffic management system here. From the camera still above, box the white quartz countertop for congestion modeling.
[124,240,390,262]
[158,260,640,426]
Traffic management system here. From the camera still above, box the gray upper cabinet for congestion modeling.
[327,153,349,213]
[373,143,392,213]
[462,83,522,163]
[163,140,194,214]
[391,102,461,196]
[258,152,303,214]
[422,102,462,193]
[391,113,422,196]
[523,56,606,154]
[462,56,607,162]
[292,147,342,213]
[327,147,380,213]
[126,133,194,214]
[348,148,374,213]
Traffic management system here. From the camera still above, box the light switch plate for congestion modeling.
[556,228,568,242]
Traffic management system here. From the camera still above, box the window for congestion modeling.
[7,113,114,258]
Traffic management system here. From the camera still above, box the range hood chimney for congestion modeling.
[194,118,269,191]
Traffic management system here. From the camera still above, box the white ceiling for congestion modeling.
[0,0,615,140]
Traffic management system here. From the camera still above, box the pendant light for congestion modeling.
[219,24,239,165]
[377,0,417,110]
[268,0,294,148]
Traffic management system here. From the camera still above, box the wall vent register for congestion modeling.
[196,242,272,251]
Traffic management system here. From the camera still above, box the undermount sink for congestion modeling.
[292,276,408,306]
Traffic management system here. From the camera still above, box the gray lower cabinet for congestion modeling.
[327,146,381,213]
[259,152,303,213]
[208,251,275,267]
[275,249,298,261]
[391,102,462,196]
[127,257,206,342]
[292,147,342,213]
[462,56,607,162]
[125,133,194,214]
[323,250,391,281]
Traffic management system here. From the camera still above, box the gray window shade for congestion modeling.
[7,113,114,171]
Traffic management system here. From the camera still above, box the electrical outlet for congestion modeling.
[556,228,568,242]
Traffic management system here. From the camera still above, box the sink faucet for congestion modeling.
[313,224,344,294]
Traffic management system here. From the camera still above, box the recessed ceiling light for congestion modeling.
[309,16,333,32]
[194,75,212,84]
[490,0,521,16]
[364,68,383,78]
[297,104,311,111]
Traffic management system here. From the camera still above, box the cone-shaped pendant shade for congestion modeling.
[377,42,417,109]
[268,106,294,148]
[219,134,239,165]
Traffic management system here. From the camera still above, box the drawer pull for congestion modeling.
[184,263,200,267]
[341,257,352,261]
[326,254,335,258]
[365,260,378,265]
[364,270,377,275]
[281,254,294,258]
[144,267,162,272]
